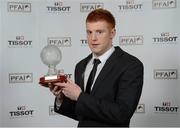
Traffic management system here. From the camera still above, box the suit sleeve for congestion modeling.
[53,60,86,121]
[54,96,78,120]
[75,60,144,124]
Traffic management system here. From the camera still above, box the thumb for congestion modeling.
[66,77,74,84]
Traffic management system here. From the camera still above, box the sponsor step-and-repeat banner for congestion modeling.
[0,0,179,127]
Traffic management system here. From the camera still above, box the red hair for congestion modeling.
[86,8,116,28]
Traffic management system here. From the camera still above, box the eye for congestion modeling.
[86,30,92,35]
[96,30,103,35]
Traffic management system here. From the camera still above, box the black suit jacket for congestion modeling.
[54,46,144,127]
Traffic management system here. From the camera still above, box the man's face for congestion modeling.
[86,21,116,57]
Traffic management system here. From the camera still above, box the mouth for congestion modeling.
[91,44,99,48]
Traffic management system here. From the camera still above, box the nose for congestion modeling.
[91,32,97,41]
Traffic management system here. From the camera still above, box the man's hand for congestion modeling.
[49,83,64,100]
[53,78,82,101]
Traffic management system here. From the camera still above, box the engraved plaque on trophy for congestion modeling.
[39,45,67,87]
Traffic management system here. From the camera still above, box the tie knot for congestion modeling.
[93,59,101,66]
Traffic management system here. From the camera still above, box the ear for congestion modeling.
[110,28,116,39]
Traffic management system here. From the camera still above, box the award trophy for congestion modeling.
[39,45,67,87]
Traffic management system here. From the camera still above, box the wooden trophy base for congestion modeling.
[39,75,67,87]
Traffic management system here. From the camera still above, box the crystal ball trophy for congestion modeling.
[39,45,67,87]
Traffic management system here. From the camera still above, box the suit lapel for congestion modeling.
[78,54,92,92]
[91,47,124,94]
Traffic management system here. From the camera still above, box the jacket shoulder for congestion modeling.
[114,46,143,67]
[76,54,92,68]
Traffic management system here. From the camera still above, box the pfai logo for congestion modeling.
[49,106,58,115]
[119,35,143,45]
[9,73,33,83]
[152,0,176,9]
[8,2,31,12]
[48,37,71,47]
[154,69,178,79]
[135,104,145,113]
[80,3,104,12]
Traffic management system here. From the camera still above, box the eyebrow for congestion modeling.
[86,29,106,32]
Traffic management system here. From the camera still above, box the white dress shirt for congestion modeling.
[84,46,115,91]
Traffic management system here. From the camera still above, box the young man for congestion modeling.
[50,8,144,127]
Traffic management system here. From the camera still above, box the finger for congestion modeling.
[66,78,73,84]
[62,89,64,94]
[54,89,62,96]
[49,83,55,91]
[51,85,58,92]
[52,87,61,96]
[54,82,67,88]
[61,89,67,96]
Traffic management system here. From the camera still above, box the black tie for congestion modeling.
[85,59,101,94]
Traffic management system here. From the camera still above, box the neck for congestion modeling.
[93,45,113,57]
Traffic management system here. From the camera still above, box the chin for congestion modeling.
[94,52,102,57]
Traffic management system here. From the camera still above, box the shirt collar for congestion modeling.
[92,46,115,65]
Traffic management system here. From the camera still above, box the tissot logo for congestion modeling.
[119,35,143,45]
[57,69,72,79]
[153,32,178,44]
[8,36,32,48]
[9,106,34,118]
[64,73,72,79]
[152,0,176,9]
[118,0,143,11]
[46,1,71,13]
[49,106,58,115]
[80,3,104,12]
[9,73,33,83]
[8,2,31,12]
[135,104,145,113]
[48,37,71,47]
[154,101,179,114]
[154,69,178,79]
[80,39,88,46]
